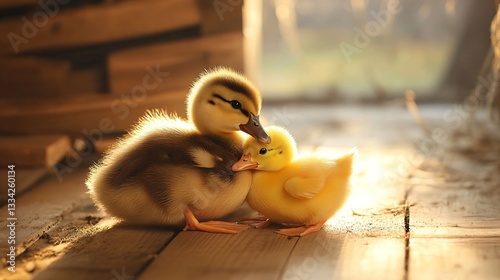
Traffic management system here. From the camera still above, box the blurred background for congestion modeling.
[255,0,494,102]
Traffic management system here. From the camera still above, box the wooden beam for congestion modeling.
[0,57,70,96]
[0,135,71,167]
[196,0,243,35]
[0,0,201,54]
[0,0,37,9]
[108,32,243,94]
[64,67,105,95]
[0,90,187,135]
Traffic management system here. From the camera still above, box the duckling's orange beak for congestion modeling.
[240,113,271,144]
[232,153,259,171]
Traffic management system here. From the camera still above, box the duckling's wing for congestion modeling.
[283,156,338,199]
[284,176,326,199]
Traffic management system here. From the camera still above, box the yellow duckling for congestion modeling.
[86,67,270,234]
[232,126,356,236]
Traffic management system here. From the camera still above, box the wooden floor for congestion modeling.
[1,104,499,280]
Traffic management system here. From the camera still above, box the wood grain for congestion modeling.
[0,134,71,167]
[407,140,500,277]
[0,166,89,258]
[284,235,406,280]
[0,0,201,54]
[138,227,298,280]
[196,0,243,35]
[33,224,177,280]
[0,57,70,97]
[408,153,500,237]
[409,238,500,280]
[108,32,243,94]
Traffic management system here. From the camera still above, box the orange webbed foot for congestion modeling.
[183,208,249,234]
[275,222,325,237]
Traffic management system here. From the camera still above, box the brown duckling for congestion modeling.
[86,67,270,234]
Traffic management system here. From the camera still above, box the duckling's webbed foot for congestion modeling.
[275,222,325,237]
[240,216,272,228]
[183,208,249,234]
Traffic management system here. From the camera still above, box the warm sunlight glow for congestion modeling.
[350,0,366,13]
[316,146,410,229]
[445,0,457,16]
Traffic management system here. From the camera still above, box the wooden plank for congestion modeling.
[64,67,105,94]
[407,128,500,278]
[284,236,405,280]
[0,165,90,258]
[196,0,243,35]
[0,57,70,96]
[0,168,48,207]
[108,32,243,94]
[0,0,37,9]
[0,201,103,279]
[110,53,206,96]
[138,227,298,280]
[409,238,500,280]
[0,193,177,279]
[0,0,201,54]
[0,135,71,167]
[32,224,176,280]
[408,152,500,238]
[0,90,187,135]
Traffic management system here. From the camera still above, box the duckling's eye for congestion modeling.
[259,148,267,155]
[230,100,242,110]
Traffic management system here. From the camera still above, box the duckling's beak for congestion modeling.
[232,153,259,171]
[240,113,271,144]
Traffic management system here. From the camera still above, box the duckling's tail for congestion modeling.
[332,147,357,177]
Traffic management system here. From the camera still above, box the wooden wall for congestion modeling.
[0,0,244,168]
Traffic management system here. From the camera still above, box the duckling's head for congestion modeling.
[232,126,296,171]
[187,67,270,143]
